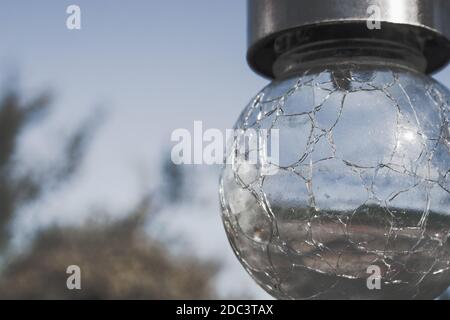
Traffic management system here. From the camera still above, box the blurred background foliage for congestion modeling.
[0,89,220,299]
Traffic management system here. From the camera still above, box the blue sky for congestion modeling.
[0,0,271,298]
[0,0,268,216]
[0,1,449,298]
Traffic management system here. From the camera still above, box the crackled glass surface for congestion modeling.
[220,64,450,299]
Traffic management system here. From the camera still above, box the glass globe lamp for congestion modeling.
[220,0,450,299]
[220,61,450,299]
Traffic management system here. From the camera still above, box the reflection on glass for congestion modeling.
[220,63,450,299]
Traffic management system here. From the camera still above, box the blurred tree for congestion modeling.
[0,199,218,299]
[161,152,186,204]
[0,90,99,251]
[0,90,52,250]
[0,89,219,299]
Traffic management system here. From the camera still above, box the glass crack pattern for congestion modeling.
[220,64,450,299]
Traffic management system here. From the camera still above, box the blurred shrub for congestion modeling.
[0,201,218,299]
[0,88,219,299]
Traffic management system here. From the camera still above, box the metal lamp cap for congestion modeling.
[248,0,450,78]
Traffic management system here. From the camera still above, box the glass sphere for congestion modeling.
[220,64,450,299]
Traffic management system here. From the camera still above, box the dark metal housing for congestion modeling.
[248,0,450,78]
